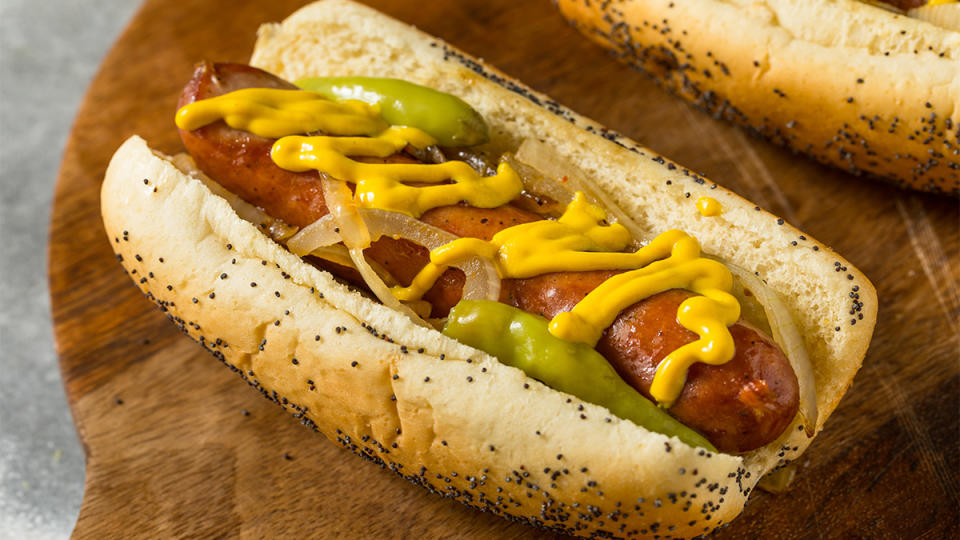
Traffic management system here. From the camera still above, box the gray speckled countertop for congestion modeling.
[0,1,140,537]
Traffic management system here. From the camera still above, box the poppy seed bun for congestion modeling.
[101,1,876,537]
[554,0,960,195]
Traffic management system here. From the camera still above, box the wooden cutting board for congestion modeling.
[50,0,959,537]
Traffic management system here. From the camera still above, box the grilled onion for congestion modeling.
[728,264,818,436]
[287,214,339,255]
[360,208,500,303]
[304,243,354,268]
[514,138,646,243]
[171,153,298,242]
[311,176,428,325]
[287,204,500,321]
[320,175,370,249]
[345,246,430,327]
[503,154,577,207]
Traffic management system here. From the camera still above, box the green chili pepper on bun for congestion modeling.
[296,76,489,147]
[443,300,716,451]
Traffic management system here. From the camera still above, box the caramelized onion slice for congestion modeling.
[310,176,426,326]
[406,144,447,164]
[514,138,647,243]
[728,264,818,436]
[304,244,398,287]
[504,154,577,207]
[171,153,298,242]
[305,244,354,268]
[360,208,500,303]
[347,247,431,328]
[320,175,370,249]
[287,214,339,255]
[443,147,496,176]
[287,214,421,322]
[285,205,500,318]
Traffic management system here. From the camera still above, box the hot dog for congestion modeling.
[101,0,877,536]
[554,0,960,195]
[177,59,801,454]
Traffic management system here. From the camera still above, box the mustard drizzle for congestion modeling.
[271,134,522,217]
[175,88,387,138]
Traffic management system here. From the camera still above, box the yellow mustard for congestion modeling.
[175,88,387,138]
[177,86,740,409]
[394,192,661,300]
[549,232,740,407]
[271,134,522,217]
[696,196,723,217]
[176,88,523,218]
[394,193,739,407]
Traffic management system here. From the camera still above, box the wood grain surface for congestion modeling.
[50,0,959,538]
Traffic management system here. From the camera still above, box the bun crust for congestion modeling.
[555,0,960,195]
[101,0,877,536]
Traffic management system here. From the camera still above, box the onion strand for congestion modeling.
[283,203,500,324]
[320,175,370,249]
[728,264,818,436]
[171,153,299,242]
[514,138,647,243]
[348,247,431,328]
[287,214,339,255]
[360,208,500,303]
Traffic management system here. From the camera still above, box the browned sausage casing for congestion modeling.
[177,62,800,453]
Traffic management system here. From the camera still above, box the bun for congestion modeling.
[101,0,877,536]
[555,0,960,195]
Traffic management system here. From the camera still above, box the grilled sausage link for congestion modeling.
[177,62,799,453]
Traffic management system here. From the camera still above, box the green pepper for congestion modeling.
[296,76,489,147]
[442,300,716,451]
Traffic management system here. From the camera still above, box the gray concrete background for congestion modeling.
[1,0,141,537]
